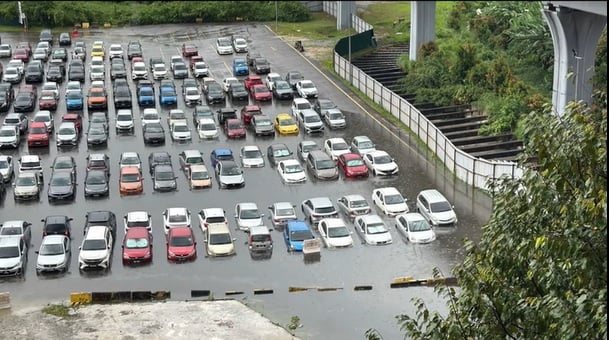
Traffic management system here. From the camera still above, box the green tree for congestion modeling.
[386,92,607,339]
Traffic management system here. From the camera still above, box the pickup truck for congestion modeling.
[137,80,155,107]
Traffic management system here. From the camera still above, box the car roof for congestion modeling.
[213,148,232,156]
[249,225,270,235]
[306,197,334,207]
[367,150,389,157]
[121,151,139,158]
[1,220,25,228]
[126,211,150,221]
[374,187,401,195]
[202,208,225,217]
[293,98,309,104]
[167,207,188,215]
[276,113,292,119]
[207,223,230,234]
[342,194,367,202]
[237,202,258,210]
[182,149,202,157]
[125,226,150,237]
[273,202,294,209]
[357,214,383,223]
[85,225,108,239]
[189,164,207,172]
[400,212,427,223]
[41,234,69,244]
[417,189,449,203]
[44,215,70,223]
[287,220,309,231]
[121,166,140,174]
[318,218,346,228]
[269,143,289,150]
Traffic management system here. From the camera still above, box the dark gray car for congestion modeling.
[86,123,108,146]
[251,115,275,137]
[47,171,75,202]
[84,169,109,197]
[272,80,294,100]
[266,143,293,167]
[143,122,166,145]
[152,164,177,192]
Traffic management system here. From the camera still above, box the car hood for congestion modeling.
[37,254,67,266]
[326,235,353,247]
[169,245,195,256]
[283,171,306,182]
[208,243,234,256]
[219,174,244,184]
[242,158,264,167]
[385,202,408,214]
[124,247,151,258]
[85,183,108,192]
[79,250,109,261]
[408,230,436,243]
[373,162,398,171]
[49,185,73,195]
[198,129,218,138]
[366,231,392,244]
[14,184,38,195]
[0,257,20,269]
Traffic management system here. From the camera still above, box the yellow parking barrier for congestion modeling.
[82,22,90,29]
[288,287,310,292]
[103,23,111,28]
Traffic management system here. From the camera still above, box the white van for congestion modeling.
[416,189,458,226]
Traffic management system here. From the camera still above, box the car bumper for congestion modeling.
[28,139,49,146]
[14,192,39,200]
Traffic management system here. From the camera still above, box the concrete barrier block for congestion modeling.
[0,292,11,310]
[111,291,132,302]
[152,291,171,300]
[91,292,112,303]
[131,291,152,301]
[253,289,274,295]
[191,290,211,298]
[70,292,92,305]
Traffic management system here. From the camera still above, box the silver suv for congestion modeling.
[297,109,324,134]
[301,197,339,226]
[415,189,458,227]
[0,236,28,277]
[248,225,273,259]
[306,150,338,180]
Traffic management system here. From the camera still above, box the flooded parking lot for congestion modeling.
[0,23,492,339]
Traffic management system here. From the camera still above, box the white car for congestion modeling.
[291,97,312,117]
[197,118,219,139]
[0,155,14,182]
[90,56,104,67]
[33,48,48,61]
[215,160,245,189]
[372,187,409,216]
[90,80,105,90]
[169,55,184,71]
[8,59,24,74]
[232,37,248,53]
[296,80,318,98]
[123,211,152,232]
[216,37,234,55]
[2,67,21,83]
[192,62,209,78]
[118,152,142,171]
[350,135,376,155]
[163,207,192,234]
[0,125,20,149]
[336,194,372,221]
[198,207,228,232]
[108,44,124,59]
[415,189,458,227]
[234,202,264,231]
[239,145,265,168]
[354,214,393,245]
[323,137,350,160]
[152,63,168,80]
[65,81,82,95]
[268,201,297,228]
[318,218,353,248]
[395,213,436,244]
[276,159,306,184]
[322,108,347,129]
[0,44,11,57]
[131,61,148,80]
[115,109,135,133]
[32,111,54,132]
[265,72,282,91]
[12,171,41,201]
[183,86,202,106]
[78,225,113,271]
[205,223,236,257]
[141,108,161,126]
[89,65,105,81]
[222,77,239,92]
[170,121,192,142]
[55,122,78,146]
[363,150,399,176]
[36,235,71,274]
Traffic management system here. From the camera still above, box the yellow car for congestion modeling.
[91,45,105,58]
[274,113,299,135]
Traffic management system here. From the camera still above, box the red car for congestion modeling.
[122,226,153,265]
[181,43,199,58]
[27,121,50,147]
[17,42,32,56]
[240,105,262,125]
[243,75,263,91]
[166,226,197,262]
[38,90,58,110]
[250,84,272,101]
[337,153,369,179]
[224,118,246,139]
[13,48,29,63]
[61,113,83,133]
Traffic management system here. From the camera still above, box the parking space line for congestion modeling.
[222,61,231,73]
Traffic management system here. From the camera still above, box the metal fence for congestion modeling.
[323,1,523,191]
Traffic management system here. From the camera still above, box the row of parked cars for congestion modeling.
[0,185,458,277]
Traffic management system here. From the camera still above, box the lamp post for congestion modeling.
[574,55,582,102]
[275,1,278,32]
[348,13,352,83]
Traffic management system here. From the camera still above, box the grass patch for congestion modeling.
[41,304,74,318]
[268,12,349,40]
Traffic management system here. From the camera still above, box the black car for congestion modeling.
[285,71,304,90]
[142,122,166,145]
[193,105,213,126]
[46,65,64,83]
[228,82,249,102]
[68,65,85,82]
[84,169,109,198]
[24,64,44,83]
[272,80,294,100]
[127,40,143,60]
[86,123,108,146]
[205,82,225,104]
[13,91,36,113]
[148,151,172,175]
[84,210,117,239]
[59,32,72,46]
[113,86,132,109]
[267,143,294,167]
[152,164,177,192]
[41,215,73,238]
[110,63,127,80]
[47,171,76,202]
[0,90,12,113]
[246,52,262,67]
[252,57,271,74]
[51,155,77,180]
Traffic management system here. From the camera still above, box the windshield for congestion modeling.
[82,239,106,251]
[276,82,290,90]
[168,215,187,223]
[243,150,262,158]
[170,235,193,247]
[146,125,163,133]
[350,200,368,208]
[273,148,290,157]
[357,141,374,149]
[332,142,349,150]
[50,176,71,186]
[67,92,81,99]
[86,173,106,185]
[121,174,140,182]
[256,119,271,126]
[125,238,149,249]
[410,220,432,232]
[328,226,350,238]
[317,159,336,170]
[191,171,209,180]
[314,206,336,214]
[0,227,22,236]
[366,223,387,234]
[200,123,216,131]
[304,115,320,123]
[15,175,35,186]
[39,243,64,256]
[385,194,404,205]
[290,230,313,242]
[0,129,15,136]
[173,124,188,132]
[277,208,295,217]
[117,115,132,121]
[240,209,260,219]
[329,112,344,120]
[33,115,50,122]
[0,246,19,258]
[279,118,295,126]
[121,156,139,165]
[186,89,199,96]
[30,126,47,134]
[156,170,175,180]
[285,164,303,174]
[155,65,166,72]
[209,233,232,245]
[0,160,8,168]
[346,159,364,167]
[221,164,242,176]
[374,154,393,164]
[430,201,453,213]
[20,161,40,168]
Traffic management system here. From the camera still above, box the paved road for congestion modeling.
[0,23,492,340]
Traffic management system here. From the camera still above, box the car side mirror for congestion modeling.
[78,246,82,250]
[260,213,264,217]
[232,238,237,242]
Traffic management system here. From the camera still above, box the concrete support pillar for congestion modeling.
[410,1,436,61]
[543,5,606,115]
[337,1,356,30]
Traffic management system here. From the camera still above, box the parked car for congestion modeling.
[306,150,338,181]
[119,166,144,196]
[354,214,393,245]
[415,189,458,227]
[152,164,178,192]
[0,126,20,149]
[277,159,307,184]
[55,121,79,146]
[240,145,265,168]
[350,135,376,155]
[35,235,71,274]
[196,118,219,140]
[0,220,32,248]
[336,194,371,221]
[297,109,324,134]
[205,223,236,257]
[142,122,166,145]
[224,118,246,139]
[250,115,274,137]
[197,208,228,232]
[322,108,347,129]
[274,113,299,135]
[266,143,293,168]
[372,187,409,216]
[272,80,294,100]
[395,213,436,243]
[166,227,197,262]
[122,226,153,265]
[268,202,297,229]
[78,225,113,271]
[170,121,192,142]
[247,225,273,258]
[296,80,318,98]
[285,71,304,90]
[84,169,109,198]
[337,153,369,179]
[317,218,353,248]
[187,164,212,189]
[123,211,152,232]
[12,171,41,201]
[232,58,249,76]
[252,57,271,74]
[209,148,234,166]
[214,160,245,189]
[234,202,264,231]
[240,105,263,125]
[215,37,234,55]
[41,215,72,238]
[27,121,50,147]
[0,235,28,276]
[178,149,204,172]
[363,150,399,176]
[119,152,142,172]
[283,220,315,252]
[162,207,192,234]
[301,197,339,226]
[47,171,76,202]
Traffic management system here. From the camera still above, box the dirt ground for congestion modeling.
[0,300,299,340]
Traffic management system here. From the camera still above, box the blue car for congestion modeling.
[159,86,177,105]
[232,58,249,76]
[66,90,84,110]
[138,85,155,107]
[210,148,234,166]
[283,220,315,252]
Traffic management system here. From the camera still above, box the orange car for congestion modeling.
[87,87,108,110]
[119,166,144,195]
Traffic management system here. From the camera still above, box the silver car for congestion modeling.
[36,235,71,274]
